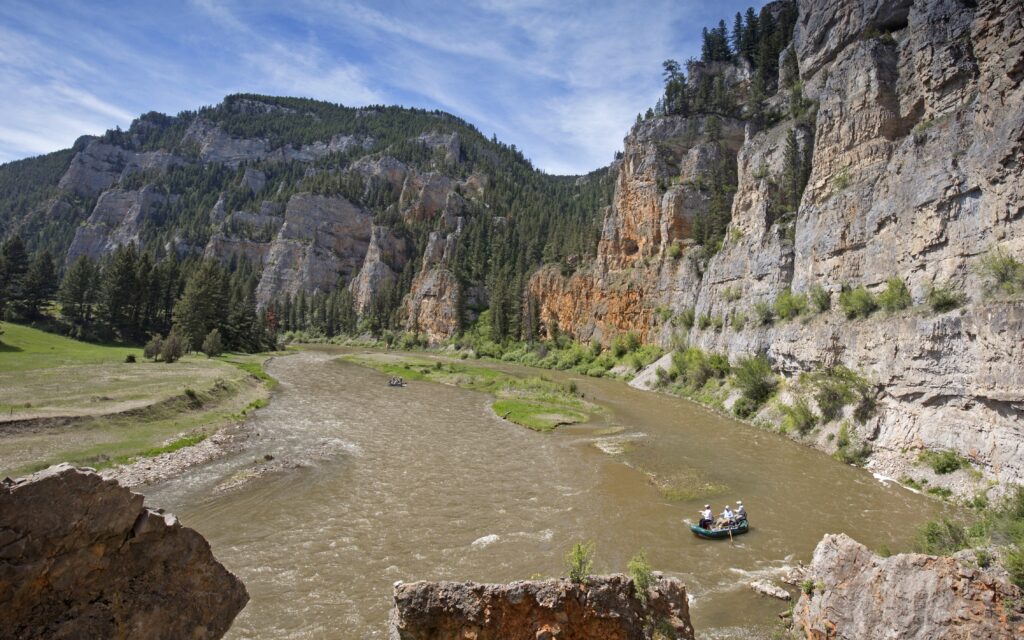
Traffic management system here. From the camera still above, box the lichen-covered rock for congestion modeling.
[0,464,247,640]
[792,533,1023,639]
[388,574,694,640]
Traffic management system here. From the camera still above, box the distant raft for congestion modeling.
[690,519,749,540]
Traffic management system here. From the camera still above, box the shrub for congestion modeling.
[160,326,187,363]
[801,579,814,595]
[627,551,654,603]
[774,288,808,320]
[711,315,724,332]
[124,354,136,364]
[697,314,712,330]
[202,328,223,358]
[730,312,747,331]
[672,347,729,388]
[566,541,595,584]
[915,519,969,555]
[832,167,851,192]
[919,449,968,474]
[915,519,969,554]
[723,286,742,302]
[144,335,163,361]
[809,366,874,423]
[878,277,912,312]
[1007,547,1024,588]
[732,396,759,418]
[809,284,832,312]
[733,354,777,406]
[674,307,695,330]
[753,301,775,325]
[839,285,877,319]
[927,283,965,312]
[781,397,818,435]
[977,247,1024,296]
[667,242,683,260]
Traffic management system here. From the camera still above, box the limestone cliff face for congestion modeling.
[792,533,1023,639]
[65,186,169,264]
[254,193,373,304]
[0,464,248,639]
[532,0,1024,492]
[403,230,462,341]
[388,574,694,640]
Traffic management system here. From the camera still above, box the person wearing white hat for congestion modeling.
[721,505,735,523]
[699,504,713,529]
[736,501,747,521]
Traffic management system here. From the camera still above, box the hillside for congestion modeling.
[0,95,614,340]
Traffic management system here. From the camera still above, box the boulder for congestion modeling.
[792,533,1023,639]
[389,574,694,640]
[0,464,248,640]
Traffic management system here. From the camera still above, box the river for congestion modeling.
[145,347,944,639]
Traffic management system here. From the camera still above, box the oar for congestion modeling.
[728,525,734,545]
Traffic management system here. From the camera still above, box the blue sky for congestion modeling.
[0,0,766,175]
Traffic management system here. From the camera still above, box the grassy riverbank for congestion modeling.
[337,352,595,432]
[0,324,278,476]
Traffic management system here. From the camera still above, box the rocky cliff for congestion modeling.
[792,533,1023,639]
[0,463,247,639]
[388,574,693,640]
[531,0,1024,495]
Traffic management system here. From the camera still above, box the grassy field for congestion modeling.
[0,323,276,476]
[338,353,596,432]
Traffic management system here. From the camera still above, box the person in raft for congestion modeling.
[699,504,713,529]
[721,505,735,525]
[736,501,747,521]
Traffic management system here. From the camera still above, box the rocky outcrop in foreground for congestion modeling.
[389,574,693,640]
[793,533,1023,640]
[0,464,248,640]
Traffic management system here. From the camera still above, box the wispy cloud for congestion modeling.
[0,0,767,172]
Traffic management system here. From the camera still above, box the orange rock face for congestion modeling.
[389,574,694,640]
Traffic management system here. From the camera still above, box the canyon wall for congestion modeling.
[531,0,1024,494]
[0,464,247,639]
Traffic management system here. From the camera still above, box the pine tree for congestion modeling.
[99,245,140,333]
[173,260,227,350]
[1,235,29,316]
[781,127,809,212]
[60,256,99,324]
[21,250,57,318]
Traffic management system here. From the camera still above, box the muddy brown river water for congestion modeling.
[145,348,944,639]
